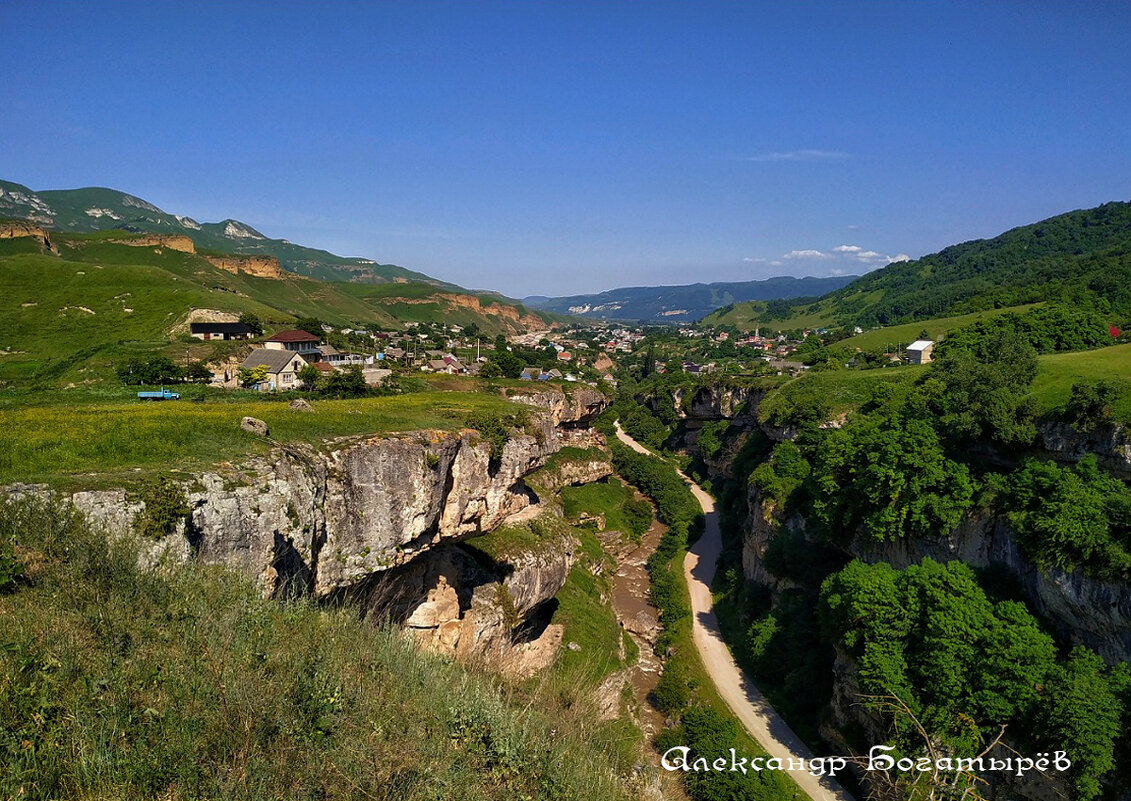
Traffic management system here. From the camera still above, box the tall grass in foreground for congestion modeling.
[0,498,641,801]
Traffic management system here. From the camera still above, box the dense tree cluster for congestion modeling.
[117,355,211,386]
[1006,455,1131,578]
[820,558,1129,800]
[829,201,1131,327]
[936,303,1115,357]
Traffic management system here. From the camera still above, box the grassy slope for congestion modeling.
[834,303,1040,351]
[1031,342,1131,420]
[0,498,641,801]
[0,235,551,386]
[0,391,519,486]
[703,298,837,331]
[755,343,1131,424]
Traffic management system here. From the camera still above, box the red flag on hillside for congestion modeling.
[1111,325,1122,337]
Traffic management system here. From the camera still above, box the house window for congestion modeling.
[282,373,293,383]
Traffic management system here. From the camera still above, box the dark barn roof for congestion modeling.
[190,322,252,335]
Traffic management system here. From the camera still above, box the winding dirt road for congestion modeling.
[615,424,854,801]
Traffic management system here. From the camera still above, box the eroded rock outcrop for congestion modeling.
[344,524,576,675]
[204,254,283,279]
[0,221,57,253]
[509,385,608,426]
[107,234,196,253]
[1036,420,1131,477]
[14,418,563,602]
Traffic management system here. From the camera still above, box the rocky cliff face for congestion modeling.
[5,399,606,668]
[682,384,765,421]
[1036,420,1131,477]
[204,254,283,279]
[0,220,57,252]
[508,385,608,427]
[107,234,196,253]
[20,417,560,601]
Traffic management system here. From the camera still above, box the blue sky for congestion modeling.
[2,1,1129,296]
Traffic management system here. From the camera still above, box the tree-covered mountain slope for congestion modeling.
[707,200,1131,331]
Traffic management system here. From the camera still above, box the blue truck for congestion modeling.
[137,386,181,401]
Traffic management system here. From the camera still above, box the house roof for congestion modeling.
[266,329,320,343]
[239,349,305,373]
[190,322,251,334]
[311,361,337,372]
[317,345,342,356]
[907,340,934,351]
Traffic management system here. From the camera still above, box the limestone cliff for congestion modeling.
[509,385,608,427]
[3,400,602,668]
[106,234,196,253]
[0,221,57,253]
[204,254,283,279]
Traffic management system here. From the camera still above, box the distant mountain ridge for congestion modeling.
[525,275,858,322]
[0,179,451,287]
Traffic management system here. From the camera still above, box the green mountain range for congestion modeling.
[0,179,448,286]
[705,200,1131,331]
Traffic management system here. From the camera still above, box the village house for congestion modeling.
[190,322,253,341]
[263,329,321,354]
[238,349,307,392]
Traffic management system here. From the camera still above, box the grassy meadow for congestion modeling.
[1031,342,1131,420]
[834,303,1040,351]
[754,341,1131,426]
[0,390,520,486]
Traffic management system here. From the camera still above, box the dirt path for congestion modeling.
[614,424,854,801]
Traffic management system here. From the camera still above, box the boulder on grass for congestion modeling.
[240,416,269,437]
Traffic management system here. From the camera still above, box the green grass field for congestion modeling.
[0,390,520,486]
[835,304,1040,351]
[703,298,836,331]
[756,364,928,423]
[1032,342,1131,421]
[754,343,1131,426]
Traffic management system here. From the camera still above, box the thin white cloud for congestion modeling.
[768,260,783,267]
[888,253,911,263]
[742,149,850,163]
[833,244,862,253]
[855,250,885,261]
[783,249,830,260]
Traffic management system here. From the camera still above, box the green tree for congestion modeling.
[238,311,264,336]
[1040,647,1123,801]
[489,350,523,379]
[323,365,368,397]
[922,329,1038,445]
[809,412,974,542]
[297,363,321,389]
[294,316,324,338]
[237,364,268,388]
[183,360,213,383]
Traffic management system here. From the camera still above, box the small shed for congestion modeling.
[906,340,935,365]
